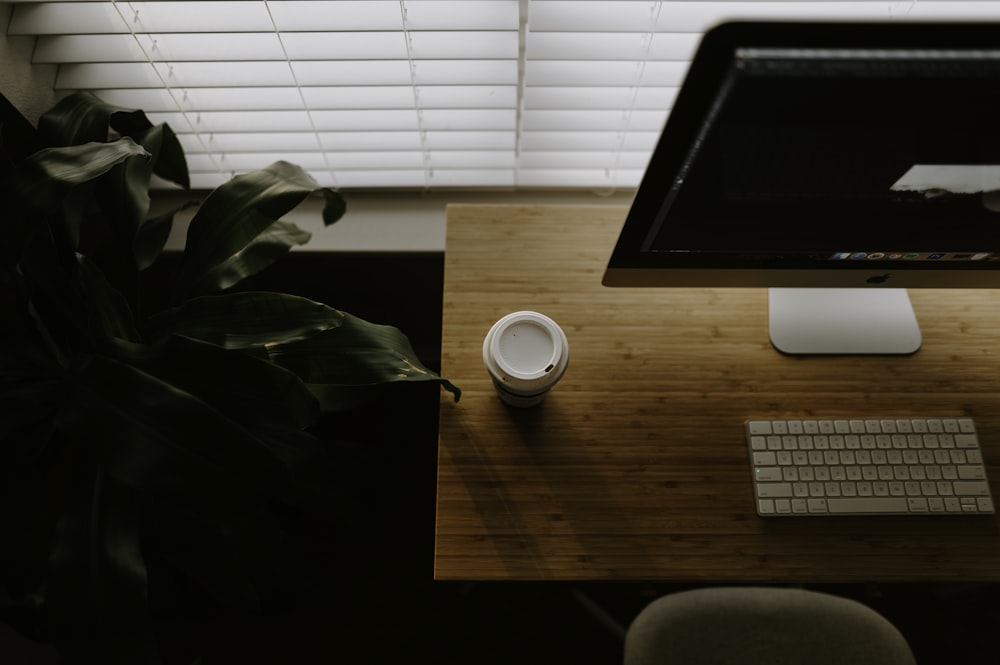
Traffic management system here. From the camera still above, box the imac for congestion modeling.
[603,21,1000,354]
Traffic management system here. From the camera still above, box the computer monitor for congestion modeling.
[603,21,1000,355]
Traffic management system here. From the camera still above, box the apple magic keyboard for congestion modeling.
[746,417,995,516]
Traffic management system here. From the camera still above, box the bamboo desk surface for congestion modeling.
[434,204,1000,582]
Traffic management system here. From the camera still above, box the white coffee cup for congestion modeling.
[483,311,569,407]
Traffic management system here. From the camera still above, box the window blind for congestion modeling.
[8,0,1000,190]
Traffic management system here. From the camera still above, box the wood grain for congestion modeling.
[434,204,1000,582]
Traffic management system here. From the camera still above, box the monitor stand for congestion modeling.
[768,288,922,355]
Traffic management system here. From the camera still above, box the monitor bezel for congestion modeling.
[603,21,1000,289]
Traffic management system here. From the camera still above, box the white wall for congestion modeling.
[0,3,56,124]
[154,188,637,253]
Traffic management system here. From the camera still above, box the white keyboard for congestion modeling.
[746,417,995,516]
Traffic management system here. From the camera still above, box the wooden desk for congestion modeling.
[434,204,1000,582]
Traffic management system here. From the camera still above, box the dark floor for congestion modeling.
[4,251,1000,664]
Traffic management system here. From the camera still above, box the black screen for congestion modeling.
[606,22,1000,286]
[646,48,1000,262]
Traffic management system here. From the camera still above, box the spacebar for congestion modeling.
[826,497,910,514]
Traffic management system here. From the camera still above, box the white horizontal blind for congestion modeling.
[7,0,1000,190]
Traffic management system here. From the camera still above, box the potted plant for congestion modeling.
[0,92,458,663]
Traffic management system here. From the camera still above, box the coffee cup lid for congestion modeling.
[484,311,569,392]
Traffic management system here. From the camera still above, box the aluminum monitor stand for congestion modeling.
[768,288,922,355]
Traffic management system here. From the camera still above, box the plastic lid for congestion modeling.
[483,311,569,394]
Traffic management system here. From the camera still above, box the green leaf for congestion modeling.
[104,335,321,432]
[37,91,135,147]
[319,187,347,227]
[113,112,189,190]
[266,312,461,409]
[29,96,155,269]
[37,92,189,189]
[134,200,198,272]
[149,122,189,189]
[17,225,90,358]
[92,126,165,305]
[147,291,344,350]
[96,137,154,243]
[96,124,187,259]
[55,353,287,518]
[181,217,313,296]
[6,138,150,267]
[172,161,345,299]
[24,139,151,191]
[77,254,139,342]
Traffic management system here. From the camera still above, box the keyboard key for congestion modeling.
[961,498,980,512]
[957,434,979,449]
[958,466,987,480]
[752,452,776,466]
[954,481,991,497]
[758,483,793,498]
[826,497,909,513]
[808,499,828,513]
[754,467,783,482]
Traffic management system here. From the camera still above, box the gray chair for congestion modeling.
[624,587,917,665]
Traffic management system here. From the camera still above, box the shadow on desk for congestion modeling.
[441,396,665,579]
